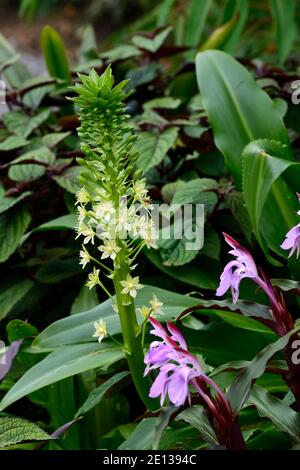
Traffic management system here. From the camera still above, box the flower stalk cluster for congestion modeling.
[71,67,158,410]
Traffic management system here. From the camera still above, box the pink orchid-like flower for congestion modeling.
[216,233,264,303]
[281,194,300,258]
[144,317,230,412]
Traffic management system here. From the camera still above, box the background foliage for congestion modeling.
[0,0,300,450]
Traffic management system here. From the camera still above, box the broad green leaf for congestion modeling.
[271,278,300,293]
[22,214,76,244]
[145,250,219,290]
[176,405,218,446]
[0,191,31,215]
[8,147,55,182]
[32,286,200,351]
[269,0,296,64]
[227,327,300,415]
[184,0,212,60]
[248,385,300,442]
[132,27,172,53]
[0,206,31,263]
[34,258,81,284]
[71,283,99,315]
[0,135,29,151]
[75,371,130,418]
[196,50,290,185]
[32,214,76,232]
[225,190,252,242]
[242,139,299,259]
[156,0,176,27]
[0,417,52,448]
[0,280,34,321]
[153,405,176,450]
[136,127,178,172]
[0,342,124,411]
[40,26,71,83]
[196,51,296,263]
[118,418,157,450]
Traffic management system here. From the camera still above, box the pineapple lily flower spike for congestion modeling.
[70,67,159,410]
[144,317,246,450]
[281,193,300,258]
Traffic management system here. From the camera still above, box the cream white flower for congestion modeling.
[86,267,100,289]
[142,220,158,249]
[79,246,90,269]
[92,319,107,343]
[149,295,163,314]
[77,205,88,224]
[94,201,115,222]
[76,223,95,245]
[133,180,148,201]
[120,274,143,298]
[76,187,90,205]
[98,240,121,260]
[136,305,151,318]
[131,215,147,238]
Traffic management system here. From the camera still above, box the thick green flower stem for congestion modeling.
[113,258,159,412]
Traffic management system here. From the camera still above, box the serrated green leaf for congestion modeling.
[0,191,31,215]
[53,166,80,194]
[157,216,203,266]
[42,132,70,149]
[0,206,31,263]
[0,280,34,321]
[100,45,142,62]
[8,147,55,182]
[172,178,218,208]
[132,27,172,53]
[136,127,178,172]
[0,135,29,151]
[0,417,52,448]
